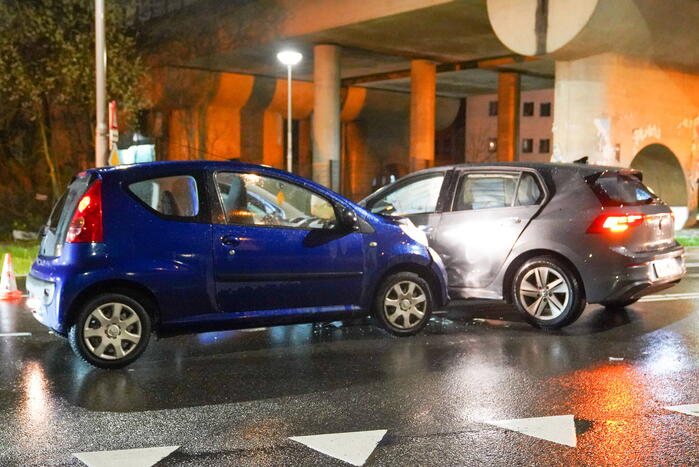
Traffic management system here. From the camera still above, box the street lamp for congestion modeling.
[276,50,303,173]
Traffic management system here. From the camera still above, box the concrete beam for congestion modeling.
[342,54,544,87]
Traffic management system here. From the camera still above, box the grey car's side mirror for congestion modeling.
[339,208,360,231]
[370,201,396,215]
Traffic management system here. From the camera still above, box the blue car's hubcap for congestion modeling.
[83,302,142,360]
[384,281,427,329]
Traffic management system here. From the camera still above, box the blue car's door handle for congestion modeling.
[220,235,241,246]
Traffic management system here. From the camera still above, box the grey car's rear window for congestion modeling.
[587,173,658,206]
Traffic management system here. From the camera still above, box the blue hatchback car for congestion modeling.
[28,161,448,368]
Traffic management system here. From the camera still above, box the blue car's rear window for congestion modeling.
[128,175,200,218]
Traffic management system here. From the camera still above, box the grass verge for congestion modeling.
[676,237,699,247]
[0,241,39,276]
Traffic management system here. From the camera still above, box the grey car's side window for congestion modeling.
[453,172,519,211]
[515,173,544,206]
[368,173,445,216]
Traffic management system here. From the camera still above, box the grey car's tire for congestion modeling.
[374,272,433,336]
[68,293,151,369]
[602,298,639,310]
[512,256,586,329]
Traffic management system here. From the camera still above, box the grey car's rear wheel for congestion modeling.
[68,293,151,369]
[512,256,586,329]
[375,272,433,336]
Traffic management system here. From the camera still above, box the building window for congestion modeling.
[540,102,551,117]
[522,102,534,117]
[539,138,550,153]
[522,138,533,153]
[488,101,498,116]
[488,138,497,153]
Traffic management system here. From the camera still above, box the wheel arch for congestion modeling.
[65,280,161,330]
[502,249,586,303]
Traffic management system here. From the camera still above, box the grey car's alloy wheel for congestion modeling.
[375,272,433,336]
[68,293,151,369]
[512,256,586,329]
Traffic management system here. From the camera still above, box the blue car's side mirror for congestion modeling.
[339,208,360,231]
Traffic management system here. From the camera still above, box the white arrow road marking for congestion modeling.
[486,414,577,447]
[73,446,179,467]
[664,404,699,417]
[289,429,387,466]
[0,332,32,337]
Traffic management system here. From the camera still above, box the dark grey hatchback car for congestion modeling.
[360,162,686,329]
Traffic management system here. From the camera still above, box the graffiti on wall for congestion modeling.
[593,118,616,164]
[632,124,662,154]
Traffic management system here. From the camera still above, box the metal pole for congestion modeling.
[286,64,293,173]
[94,0,108,167]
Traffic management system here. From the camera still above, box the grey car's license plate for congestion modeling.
[652,258,682,279]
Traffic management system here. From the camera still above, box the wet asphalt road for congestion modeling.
[1,252,698,466]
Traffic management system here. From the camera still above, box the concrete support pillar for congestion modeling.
[409,59,436,171]
[297,119,312,179]
[312,44,341,190]
[262,110,284,168]
[496,72,520,162]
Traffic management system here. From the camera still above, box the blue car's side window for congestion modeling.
[129,175,200,218]
[214,172,337,230]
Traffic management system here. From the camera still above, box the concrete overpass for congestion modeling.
[137,0,699,225]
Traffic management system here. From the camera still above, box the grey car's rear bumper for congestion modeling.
[596,244,685,304]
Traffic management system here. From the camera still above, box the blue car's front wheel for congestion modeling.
[375,272,433,336]
[68,293,152,369]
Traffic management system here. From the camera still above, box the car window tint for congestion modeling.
[369,174,444,216]
[215,172,337,230]
[47,192,67,229]
[129,175,199,217]
[454,173,518,211]
[589,173,658,206]
[516,173,543,206]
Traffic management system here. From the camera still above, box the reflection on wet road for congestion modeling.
[1,275,698,465]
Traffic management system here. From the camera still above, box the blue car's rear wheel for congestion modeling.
[375,272,433,336]
[68,293,151,369]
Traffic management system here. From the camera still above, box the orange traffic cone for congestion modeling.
[0,253,22,300]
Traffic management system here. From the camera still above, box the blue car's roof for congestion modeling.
[90,159,262,175]
[85,160,366,211]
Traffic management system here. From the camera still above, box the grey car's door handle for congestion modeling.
[418,225,434,234]
[511,217,522,224]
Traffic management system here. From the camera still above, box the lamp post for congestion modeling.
[94,0,108,167]
[276,50,303,173]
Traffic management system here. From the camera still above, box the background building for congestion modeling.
[134,0,699,225]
